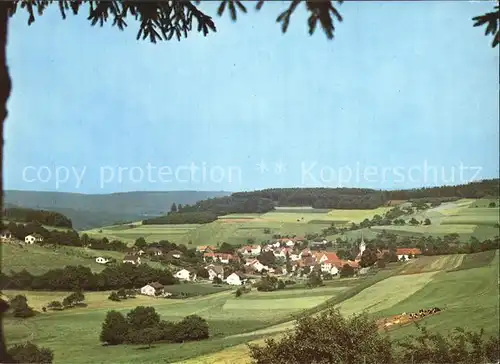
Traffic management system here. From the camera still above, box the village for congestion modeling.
[98,236,423,298]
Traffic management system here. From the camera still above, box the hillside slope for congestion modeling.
[4,190,231,230]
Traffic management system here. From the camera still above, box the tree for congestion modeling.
[249,308,394,364]
[9,295,35,318]
[170,202,177,213]
[277,280,286,290]
[340,264,355,278]
[212,276,223,285]
[489,201,497,208]
[424,218,431,225]
[126,306,160,331]
[359,249,378,268]
[257,250,276,267]
[409,218,420,226]
[108,292,121,302]
[127,327,161,348]
[235,288,242,297]
[307,272,323,288]
[217,242,235,254]
[172,315,209,343]
[100,310,129,345]
[397,324,500,364]
[7,342,54,364]
[134,237,147,250]
[196,267,209,279]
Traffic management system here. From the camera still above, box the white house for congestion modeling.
[320,261,339,275]
[140,282,164,296]
[250,245,262,255]
[123,255,141,265]
[1,230,12,242]
[245,259,266,272]
[289,254,300,261]
[226,272,247,286]
[175,269,196,281]
[285,240,296,247]
[24,234,44,244]
[95,257,111,264]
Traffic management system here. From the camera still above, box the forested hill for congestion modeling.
[4,190,231,230]
[143,179,500,224]
[3,206,73,228]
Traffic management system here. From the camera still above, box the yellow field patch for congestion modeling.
[223,296,331,311]
[337,271,438,317]
[399,255,466,275]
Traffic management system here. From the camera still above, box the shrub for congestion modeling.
[235,288,242,297]
[7,342,54,363]
[47,301,63,311]
[108,292,121,302]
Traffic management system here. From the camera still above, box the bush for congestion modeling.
[108,292,121,302]
[277,280,286,290]
[47,301,63,311]
[235,288,242,297]
[7,342,54,363]
[10,295,35,318]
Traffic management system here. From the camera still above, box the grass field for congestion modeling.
[398,255,465,275]
[79,199,498,247]
[1,243,110,275]
[182,251,499,363]
[326,207,392,223]
[3,280,352,364]
[0,243,165,275]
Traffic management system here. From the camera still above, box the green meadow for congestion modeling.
[3,251,498,364]
[3,280,352,364]
[1,243,165,275]
[183,250,499,364]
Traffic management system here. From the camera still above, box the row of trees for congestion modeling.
[108,289,136,302]
[45,291,85,311]
[1,264,177,291]
[170,180,499,217]
[142,211,219,225]
[100,306,209,347]
[3,206,73,228]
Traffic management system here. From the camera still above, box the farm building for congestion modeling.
[24,233,44,244]
[123,255,141,265]
[226,272,247,286]
[175,269,196,281]
[140,282,164,296]
[396,248,422,260]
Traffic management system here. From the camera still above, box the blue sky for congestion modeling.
[4,1,499,193]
